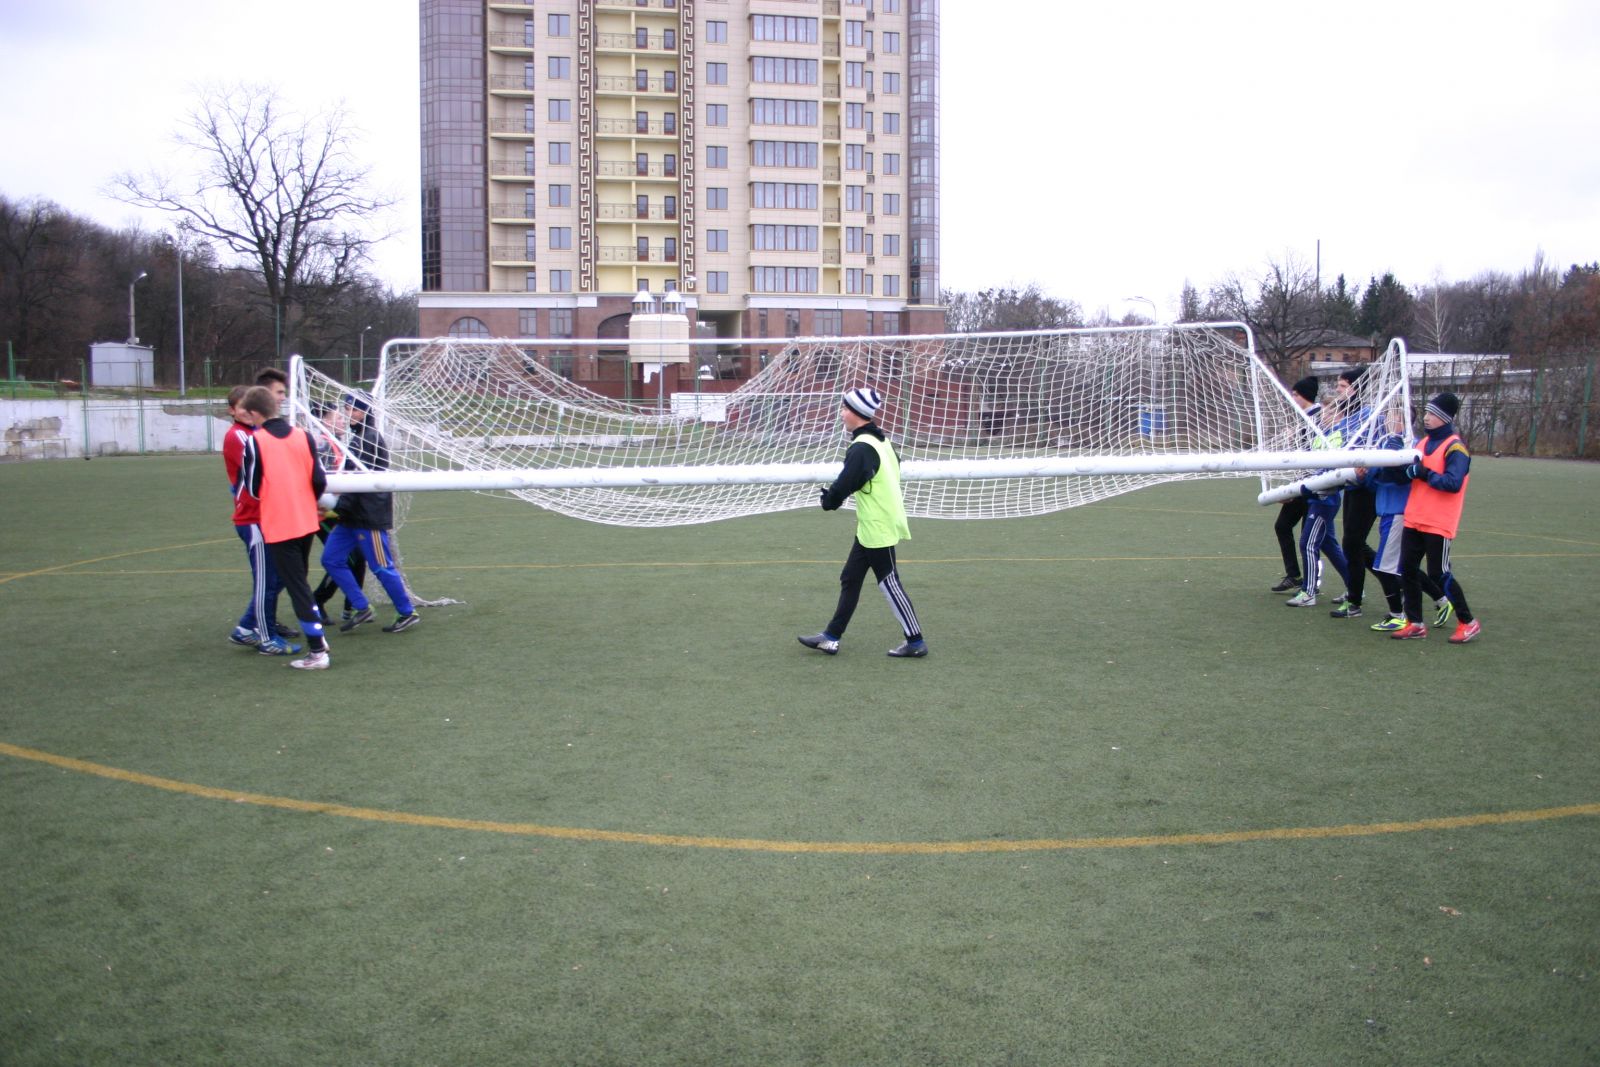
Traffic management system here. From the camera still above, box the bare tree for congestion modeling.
[940,283,1083,333]
[1205,252,1326,374]
[1411,274,1453,353]
[110,83,396,361]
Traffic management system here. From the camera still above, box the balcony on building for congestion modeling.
[596,117,677,139]
[487,31,536,54]
[600,245,679,263]
[488,118,537,140]
[490,158,538,180]
[490,247,538,265]
[597,31,678,54]
[490,202,538,222]
[488,74,537,98]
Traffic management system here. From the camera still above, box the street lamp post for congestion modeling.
[128,271,148,344]
[1123,295,1160,325]
[359,325,372,382]
[161,232,188,396]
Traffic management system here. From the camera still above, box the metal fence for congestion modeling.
[1418,359,1598,459]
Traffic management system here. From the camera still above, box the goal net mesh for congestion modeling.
[292,325,1409,529]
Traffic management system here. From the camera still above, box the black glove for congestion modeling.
[819,486,840,511]
[1404,462,1421,481]
[1298,485,1314,499]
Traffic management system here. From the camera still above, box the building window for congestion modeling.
[549,309,574,337]
[706,187,729,210]
[751,267,818,293]
[883,274,900,297]
[547,13,570,36]
[883,72,900,94]
[883,112,900,134]
[882,153,900,175]
[846,103,865,129]
[706,20,727,43]
[525,271,538,292]
[815,309,842,336]
[707,270,729,293]
[706,145,728,168]
[706,103,728,126]
[845,62,865,88]
[664,70,676,92]
[846,144,865,171]
[549,184,571,207]
[524,229,538,258]
[519,309,539,335]
[550,270,573,293]
[883,233,899,256]
[751,57,818,85]
[663,28,675,49]
[786,309,801,337]
[663,111,676,135]
[750,182,819,209]
[750,98,818,126]
[549,56,571,79]
[750,141,819,167]
[883,193,900,215]
[880,311,900,334]
[524,62,537,90]
[664,195,677,219]
[751,15,818,43]
[751,224,817,251]
[845,21,865,47]
[706,228,729,252]
[664,236,677,261]
[550,227,572,250]
[845,185,866,211]
[549,142,571,165]
[883,31,900,54]
[448,316,491,338]
[706,62,728,85]
[846,226,865,253]
[548,99,571,122]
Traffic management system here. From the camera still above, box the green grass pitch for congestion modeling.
[2,454,1597,1065]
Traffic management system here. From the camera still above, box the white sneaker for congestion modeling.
[290,650,331,671]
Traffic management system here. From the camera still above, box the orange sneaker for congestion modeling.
[1448,619,1481,644]
[1390,622,1428,640]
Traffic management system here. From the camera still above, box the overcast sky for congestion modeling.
[2,0,1596,319]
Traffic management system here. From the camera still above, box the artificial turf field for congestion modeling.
[2,454,1597,1066]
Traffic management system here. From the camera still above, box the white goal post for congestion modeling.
[287,324,1419,528]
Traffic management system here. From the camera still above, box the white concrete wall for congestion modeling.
[1,398,230,460]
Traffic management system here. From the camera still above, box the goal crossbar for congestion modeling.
[325,448,1419,494]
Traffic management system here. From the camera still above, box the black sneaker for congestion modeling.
[798,633,839,655]
[1270,576,1300,592]
[339,606,375,632]
[383,612,421,633]
[887,640,928,658]
[1329,603,1363,619]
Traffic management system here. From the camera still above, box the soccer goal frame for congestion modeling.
[287,324,1417,528]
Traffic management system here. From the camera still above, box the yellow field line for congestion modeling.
[0,539,234,586]
[3,741,1595,855]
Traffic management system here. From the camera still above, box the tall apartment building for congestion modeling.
[419,0,942,388]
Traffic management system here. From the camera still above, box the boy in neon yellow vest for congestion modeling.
[799,387,928,658]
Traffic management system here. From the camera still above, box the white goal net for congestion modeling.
[289,324,1413,529]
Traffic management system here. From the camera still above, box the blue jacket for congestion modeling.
[1366,432,1413,516]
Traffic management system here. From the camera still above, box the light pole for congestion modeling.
[1123,295,1159,325]
[161,232,188,396]
[359,325,372,382]
[128,271,148,344]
